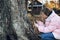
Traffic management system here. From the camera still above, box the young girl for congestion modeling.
[34,8,60,40]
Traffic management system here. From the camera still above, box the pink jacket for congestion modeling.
[34,10,60,39]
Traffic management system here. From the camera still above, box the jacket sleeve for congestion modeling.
[34,22,57,33]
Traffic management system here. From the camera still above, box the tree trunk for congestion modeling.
[10,0,29,40]
[0,0,18,40]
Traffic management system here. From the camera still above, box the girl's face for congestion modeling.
[40,12,48,20]
[35,12,48,22]
[38,12,48,22]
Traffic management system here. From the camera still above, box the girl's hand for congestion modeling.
[34,21,44,27]
[36,20,44,26]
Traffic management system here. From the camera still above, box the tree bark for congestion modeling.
[0,0,18,40]
[10,0,29,40]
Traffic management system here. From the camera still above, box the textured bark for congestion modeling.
[10,0,29,40]
[0,0,18,40]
